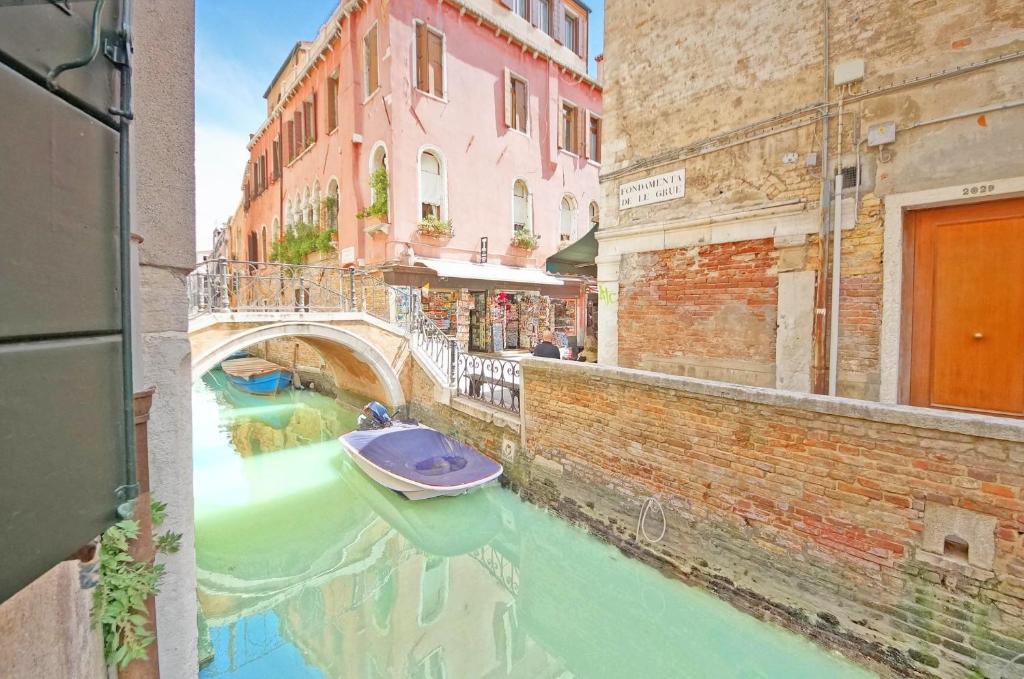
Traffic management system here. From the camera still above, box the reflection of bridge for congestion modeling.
[187,260,522,412]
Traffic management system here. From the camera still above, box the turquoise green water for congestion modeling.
[194,370,875,679]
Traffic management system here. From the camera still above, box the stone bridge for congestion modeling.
[188,311,418,408]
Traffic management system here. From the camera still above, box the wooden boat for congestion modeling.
[340,423,503,500]
[220,357,293,395]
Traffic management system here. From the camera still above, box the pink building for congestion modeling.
[234,0,603,353]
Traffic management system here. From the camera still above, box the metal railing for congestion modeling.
[189,259,523,413]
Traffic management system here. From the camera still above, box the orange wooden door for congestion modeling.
[908,197,1024,417]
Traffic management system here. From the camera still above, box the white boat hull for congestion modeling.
[342,440,499,500]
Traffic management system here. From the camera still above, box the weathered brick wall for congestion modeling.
[617,238,780,386]
[516,358,1024,678]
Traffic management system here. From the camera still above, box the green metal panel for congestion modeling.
[0,62,121,339]
[0,4,131,604]
[0,336,126,603]
[0,0,120,123]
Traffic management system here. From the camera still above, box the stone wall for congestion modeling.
[513,357,1024,678]
[598,0,1024,400]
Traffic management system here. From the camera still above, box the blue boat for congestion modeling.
[340,423,503,500]
[220,357,293,395]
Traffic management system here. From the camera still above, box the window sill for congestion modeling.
[558,148,580,160]
[363,87,380,106]
[286,144,315,168]
[327,126,338,136]
[587,158,601,169]
[507,126,529,139]
[415,88,448,105]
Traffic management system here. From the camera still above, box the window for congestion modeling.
[415,23,445,98]
[303,186,313,224]
[285,200,292,227]
[272,136,281,179]
[286,120,295,162]
[587,113,601,162]
[326,179,339,230]
[327,75,339,131]
[589,201,599,229]
[418,556,449,625]
[271,217,280,244]
[419,150,444,219]
[513,0,529,21]
[537,0,550,34]
[261,226,267,261]
[560,101,579,155]
[364,24,379,98]
[504,71,528,133]
[303,96,316,146]
[564,12,579,54]
[513,180,530,233]
[312,181,321,227]
[560,195,577,242]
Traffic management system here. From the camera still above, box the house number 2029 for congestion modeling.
[963,183,996,196]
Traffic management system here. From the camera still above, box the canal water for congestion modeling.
[194,369,875,679]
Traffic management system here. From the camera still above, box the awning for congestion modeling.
[414,258,565,287]
[545,226,598,277]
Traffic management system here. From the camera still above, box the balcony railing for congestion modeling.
[188,259,522,413]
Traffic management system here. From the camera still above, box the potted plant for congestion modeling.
[511,229,540,251]
[417,215,454,239]
[356,167,389,231]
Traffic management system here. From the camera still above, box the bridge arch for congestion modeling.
[191,321,405,408]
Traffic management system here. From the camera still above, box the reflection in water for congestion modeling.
[194,372,875,679]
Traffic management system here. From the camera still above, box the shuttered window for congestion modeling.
[560,101,579,155]
[286,120,295,162]
[364,25,379,98]
[537,0,550,34]
[513,0,529,20]
[587,113,601,162]
[513,180,530,232]
[327,75,339,131]
[564,13,579,54]
[503,69,528,133]
[415,23,445,98]
[272,136,281,179]
[302,97,316,146]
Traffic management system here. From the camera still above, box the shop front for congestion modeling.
[378,258,592,357]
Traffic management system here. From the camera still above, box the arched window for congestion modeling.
[312,180,321,227]
[303,187,313,225]
[560,194,577,242]
[285,200,292,227]
[589,201,599,230]
[419,150,444,220]
[370,143,388,212]
[418,556,449,626]
[513,180,530,233]
[260,226,267,261]
[326,178,340,230]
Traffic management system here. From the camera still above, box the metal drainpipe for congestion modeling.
[114,0,138,509]
[828,172,843,396]
[812,0,832,394]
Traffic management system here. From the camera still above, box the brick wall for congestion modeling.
[515,358,1024,678]
[617,238,780,387]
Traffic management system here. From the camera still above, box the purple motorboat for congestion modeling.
[340,423,503,500]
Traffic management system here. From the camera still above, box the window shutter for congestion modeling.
[503,69,513,128]
[515,79,528,132]
[367,27,379,93]
[415,23,428,91]
[578,109,586,157]
[311,94,318,141]
[557,104,565,149]
[552,0,565,44]
[427,31,443,97]
[530,0,542,28]
[583,110,591,159]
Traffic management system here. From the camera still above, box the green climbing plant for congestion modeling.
[356,167,389,219]
[92,500,182,668]
[269,222,337,265]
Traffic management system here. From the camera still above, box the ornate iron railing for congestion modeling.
[455,353,521,412]
[469,545,519,596]
[188,259,522,413]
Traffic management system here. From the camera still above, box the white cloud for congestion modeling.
[194,123,248,251]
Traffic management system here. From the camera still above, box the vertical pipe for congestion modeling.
[117,0,138,504]
[828,173,843,396]
[811,0,832,394]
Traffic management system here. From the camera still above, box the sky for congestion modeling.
[194,0,605,252]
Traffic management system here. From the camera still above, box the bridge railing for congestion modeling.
[189,259,521,413]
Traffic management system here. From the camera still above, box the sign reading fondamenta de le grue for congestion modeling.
[618,169,686,210]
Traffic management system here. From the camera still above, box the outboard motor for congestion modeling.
[358,401,393,430]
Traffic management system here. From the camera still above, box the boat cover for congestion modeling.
[221,357,284,379]
[342,424,502,488]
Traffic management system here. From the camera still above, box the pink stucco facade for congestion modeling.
[234,0,602,272]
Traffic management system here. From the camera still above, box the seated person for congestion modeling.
[532,331,562,359]
[357,401,393,430]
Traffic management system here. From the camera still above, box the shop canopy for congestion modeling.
[545,226,598,277]
[416,257,565,287]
